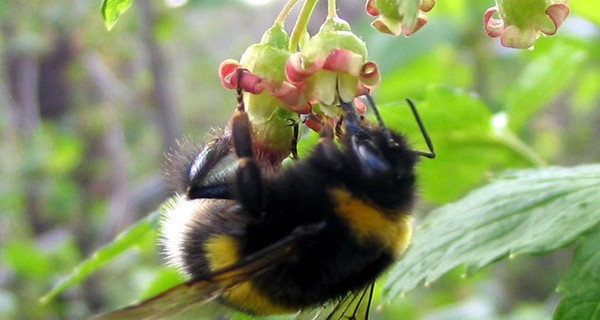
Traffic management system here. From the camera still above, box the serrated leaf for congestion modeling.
[40,209,161,303]
[553,227,600,320]
[384,164,600,300]
[102,0,134,30]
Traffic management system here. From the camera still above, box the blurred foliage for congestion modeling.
[1,0,600,320]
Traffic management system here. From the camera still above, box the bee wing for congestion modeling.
[296,282,374,320]
[90,221,327,320]
[89,279,237,320]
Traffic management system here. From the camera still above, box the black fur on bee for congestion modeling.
[93,69,434,320]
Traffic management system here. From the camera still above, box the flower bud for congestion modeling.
[366,0,435,36]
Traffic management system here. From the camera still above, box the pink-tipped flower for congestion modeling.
[285,16,380,116]
[366,0,435,36]
[218,24,309,162]
[219,24,310,114]
[484,0,570,49]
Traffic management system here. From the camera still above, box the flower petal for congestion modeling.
[218,59,242,89]
[403,12,428,36]
[354,97,367,114]
[269,81,311,114]
[541,4,570,35]
[500,25,537,49]
[285,52,322,84]
[484,6,504,38]
[359,61,381,88]
[371,15,402,36]
[365,0,379,16]
[322,48,364,77]
[421,0,436,13]
[218,61,266,94]
[312,71,338,106]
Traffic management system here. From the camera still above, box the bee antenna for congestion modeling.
[364,93,394,144]
[405,98,436,159]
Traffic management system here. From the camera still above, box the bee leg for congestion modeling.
[230,68,264,217]
[290,119,299,160]
[315,121,344,165]
[186,134,237,200]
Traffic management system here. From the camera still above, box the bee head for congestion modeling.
[339,98,418,181]
[330,98,419,212]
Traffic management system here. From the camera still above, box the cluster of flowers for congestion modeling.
[218,10,380,159]
[217,0,442,159]
[219,17,379,129]
[216,0,570,160]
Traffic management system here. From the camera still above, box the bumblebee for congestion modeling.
[92,70,435,320]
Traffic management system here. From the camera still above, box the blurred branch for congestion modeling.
[101,115,135,240]
[131,173,170,217]
[0,76,19,132]
[13,55,41,136]
[138,0,182,151]
[83,52,143,240]
[83,50,171,238]
[82,52,142,110]
[5,50,46,234]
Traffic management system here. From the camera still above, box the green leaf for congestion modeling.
[506,39,587,132]
[102,0,134,30]
[379,86,542,203]
[4,241,53,279]
[376,46,471,100]
[384,164,600,300]
[554,227,600,320]
[40,209,161,303]
[570,1,600,26]
[139,267,186,300]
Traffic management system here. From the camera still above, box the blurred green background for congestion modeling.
[1,0,599,319]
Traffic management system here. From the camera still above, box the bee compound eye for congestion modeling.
[352,136,389,176]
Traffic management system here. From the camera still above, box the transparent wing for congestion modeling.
[89,279,237,320]
[296,282,374,320]
[90,222,326,320]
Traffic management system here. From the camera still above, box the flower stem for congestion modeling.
[275,0,301,26]
[289,0,319,52]
[495,131,547,167]
[328,0,337,18]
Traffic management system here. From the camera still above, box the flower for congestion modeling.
[484,0,570,49]
[218,24,308,163]
[366,0,435,36]
[285,16,380,116]
[219,24,310,114]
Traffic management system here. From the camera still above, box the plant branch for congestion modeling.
[289,0,319,52]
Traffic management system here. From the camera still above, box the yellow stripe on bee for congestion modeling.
[330,188,413,256]
[204,235,241,272]
[222,282,296,315]
[203,235,296,315]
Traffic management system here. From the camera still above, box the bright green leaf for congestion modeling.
[506,39,587,132]
[384,164,600,300]
[554,227,600,320]
[139,267,186,300]
[379,86,541,203]
[102,0,134,30]
[4,241,53,278]
[570,1,600,26]
[40,209,161,303]
[377,46,471,101]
